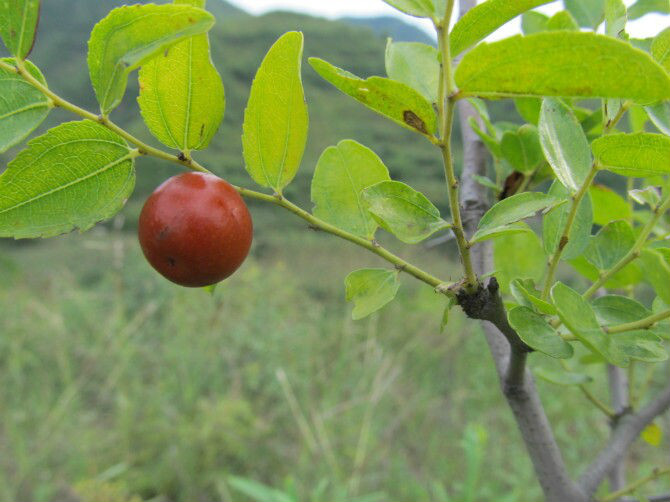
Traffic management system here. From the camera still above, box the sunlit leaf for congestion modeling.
[0,120,135,238]
[87,3,214,113]
[243,32,308,192]
[455,32,670,103]
[138,0,225,151]
[450,0,553,56]
[592,133,670,177]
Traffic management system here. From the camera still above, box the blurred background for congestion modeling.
[0,1,668,501]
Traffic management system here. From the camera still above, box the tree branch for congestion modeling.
[455,2,586,499]
[607,364,630,498]
[580,384,670,497]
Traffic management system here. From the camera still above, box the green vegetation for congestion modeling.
[1,228,668,502]
[1,1,669,501]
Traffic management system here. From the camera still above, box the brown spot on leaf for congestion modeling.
[403,110,428,134]
[199,124,205,139]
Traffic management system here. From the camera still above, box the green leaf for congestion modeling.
[508,306,574,358]
[605,0,627,38]
[309,57,437,136]
[546,11,580,31]
[521,11,549,34]
[385,40,439,104]
[515,98,542,125]
[592,133,670,177]
[0,58,49,153]
[345,268,400,320]
[590,185,632,225]
[137,0,224,151]
[0,0,40,59]
[362,180,449,244]
[501,125,544,174]
[455,32,670,103]
[564,0,605,27]
[243,32,308,192]
[593,295,651,325]
[615,331,668,363]
[570,255,643,289]
[551,282,629,366]
[639,249,670,305]
[652,27,670,72]
[629,0,670,19]
[494,228,546,292]
[473,192,560,243]
[380,0,440,18]
[543,182,593,260]
[646,102,670,136]
[584,220,635,270]
[311,140,390,239]
[534,367,592,386]
[450,0,553,57]
[87,3,214,114]
[539,98,593,192]
[630,186,662,207]
[0,120,135,238]
[510,278,557,315]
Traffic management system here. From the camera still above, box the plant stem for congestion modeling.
[1,60,451,296]
[600,467,670,502]
[542,164,599,299]
[3,58,212,175]
[605,310,670,334]
[435,6,478,290]
[583,195,670,299]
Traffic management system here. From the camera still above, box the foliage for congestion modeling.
[1,0,670,501]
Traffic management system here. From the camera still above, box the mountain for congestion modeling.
[340,15,435,45]
[1,0,451,219]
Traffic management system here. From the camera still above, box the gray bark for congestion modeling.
[454,29,588,501]
[607,364,630,498]
[579,383,670,496]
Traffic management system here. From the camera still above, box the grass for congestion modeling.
[0,211,668,502]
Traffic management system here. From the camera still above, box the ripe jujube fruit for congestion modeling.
[138,172,253,287]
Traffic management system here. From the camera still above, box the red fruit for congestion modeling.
[138,172,253,287]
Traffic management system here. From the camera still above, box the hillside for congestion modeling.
[0,0,451,216]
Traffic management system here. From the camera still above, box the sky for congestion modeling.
[225,0,669,40]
